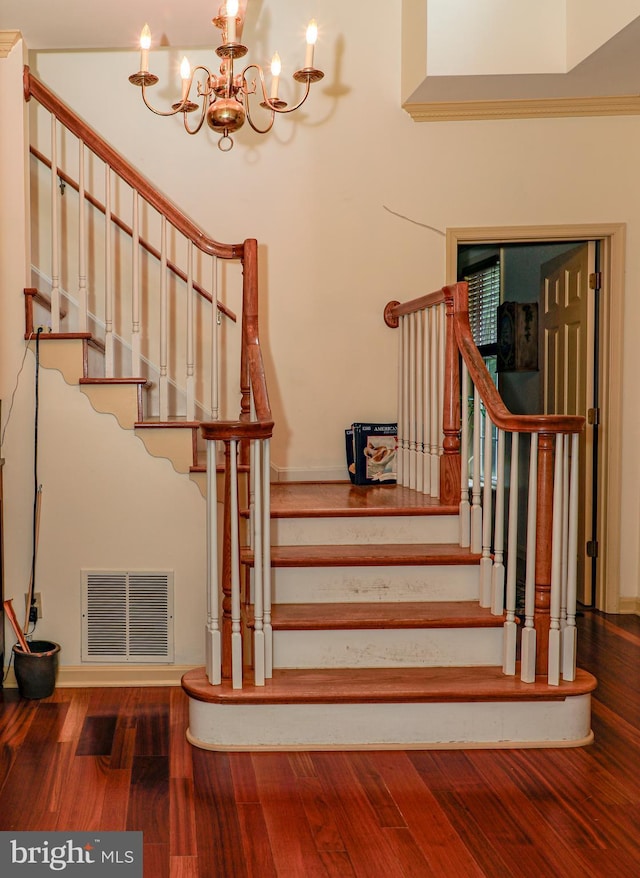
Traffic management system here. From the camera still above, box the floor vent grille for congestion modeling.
[82,570,174,663]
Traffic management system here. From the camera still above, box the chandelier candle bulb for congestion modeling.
[227,0,238,43]
[180,57,191,101]
[305,19,318,68]
[139,24,151,72]
[270,53,281,99]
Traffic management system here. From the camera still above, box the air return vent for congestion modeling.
[82,570,174,663]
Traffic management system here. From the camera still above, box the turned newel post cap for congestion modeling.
[384,300,400,328]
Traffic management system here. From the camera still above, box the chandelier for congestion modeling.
[128,1,324,151]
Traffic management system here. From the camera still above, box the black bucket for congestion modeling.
[13,640,61,699]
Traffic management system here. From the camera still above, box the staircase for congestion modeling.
[21,67,596,751]
[182,481,595,750]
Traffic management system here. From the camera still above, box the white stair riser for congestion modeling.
[265,565,480,603]
[272,626,503,669]
[271,514,458,546]
[187,693,594,750]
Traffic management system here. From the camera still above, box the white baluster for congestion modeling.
[206,437,221,684]
[415,309,424,493]
[408,312,417,490]
[252,433,265,686]
[563,433,579,680]
[471,386,482,553]
[422,308,431,495]
[503,431,519,675]
[521,433,538,683]
[77,140,88,333]
[263,438,273,678]
[492,428,506,615]
[429,304,440,498]
[159,216,168,420]
[230,439,243,688]
[186,242,195,421]
[50,115,60,333]
[210,256,220,421]
[438,300,446,466]
[560,436,570,633]
[480,407,494,607]
[548,434,565,685]
[397,316,408,485]
[459,363,470,547]
[131,190,141,375]
[104,165,114,377]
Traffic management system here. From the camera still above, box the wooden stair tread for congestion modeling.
[134,420,201,428]
[25,331,92,340]
[250,601,503,630]
[267,481,458,518]
[241,543,481,567]
[182,665,597,706]
[80,377,150,386]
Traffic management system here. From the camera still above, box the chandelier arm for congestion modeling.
[239,64,315,115]
[183,98,209,136]
[244,101,276,135]
[238,65,275,134]
[140,66,214,118]
[140,84,185,118]
[268,78,312,115]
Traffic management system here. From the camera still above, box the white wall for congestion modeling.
[4,0,640,639]
[2,42,207,670]
[426,0,566,76]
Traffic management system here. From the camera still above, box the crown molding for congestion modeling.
[0,31,20,59]
[404,94,640,122]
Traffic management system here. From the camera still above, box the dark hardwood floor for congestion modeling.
[1,611,639,877]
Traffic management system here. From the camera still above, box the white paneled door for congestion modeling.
[541,242,596,606]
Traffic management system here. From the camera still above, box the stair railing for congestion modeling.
[385,283,585,683]
[24,67,273,689]
[24,66,241,422]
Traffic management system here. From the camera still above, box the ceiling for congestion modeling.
[3,0,640,107]
[0,1,251,52]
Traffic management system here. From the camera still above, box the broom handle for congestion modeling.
[4,599,31,653]
[23,486,42,633]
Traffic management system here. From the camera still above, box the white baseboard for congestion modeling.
[270,463,348,482]
[3,664,194,689]
[616,597,640,615]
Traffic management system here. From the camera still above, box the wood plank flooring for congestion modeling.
[1,610,640,877]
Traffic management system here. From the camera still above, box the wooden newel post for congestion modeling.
[534,432,554,675]
[441,287,461,505]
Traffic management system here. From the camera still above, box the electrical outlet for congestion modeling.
[25,591,43,622]
[35,324,52,334]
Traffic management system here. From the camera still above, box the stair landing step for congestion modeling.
[257,601,503,630]
[242,543,480,567]
[182,665,597,706]
[268,481,457,518]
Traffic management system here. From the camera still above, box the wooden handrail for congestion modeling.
[384,290,446,327]
[444,283,585,435]
[24,66,242,261]
[29,146,236,324]
[385,282,585,436]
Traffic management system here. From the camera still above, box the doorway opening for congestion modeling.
[446,225,625,614]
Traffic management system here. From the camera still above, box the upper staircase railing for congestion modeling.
[24,66,245,423]
[385,283,585,684]
[24,67,273,688]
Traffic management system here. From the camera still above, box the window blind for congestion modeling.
[465,260,500,349]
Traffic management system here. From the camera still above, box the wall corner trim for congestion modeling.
[0,31,21,59]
